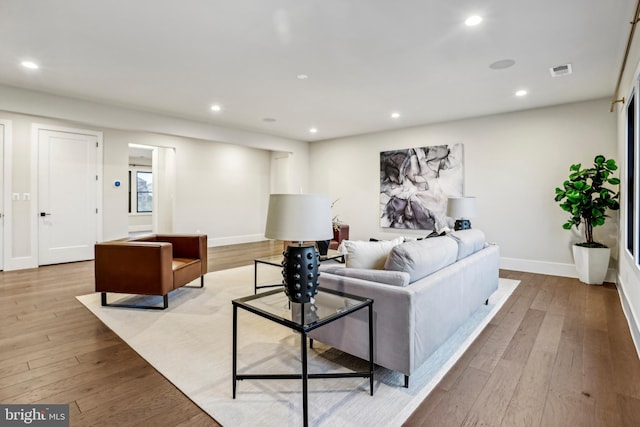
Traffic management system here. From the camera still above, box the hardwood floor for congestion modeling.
[1,241,639,426]
[403,270,640,427]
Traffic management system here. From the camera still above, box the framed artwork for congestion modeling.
[380,144,463,231]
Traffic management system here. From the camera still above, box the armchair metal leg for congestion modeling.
[184,276,205,289]
[100,292,169,310]
[404,375,409,388]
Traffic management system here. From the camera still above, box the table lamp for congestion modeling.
[265,194,333,303]
[447,197,477,231]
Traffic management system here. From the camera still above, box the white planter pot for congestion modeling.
[572,245,610,285]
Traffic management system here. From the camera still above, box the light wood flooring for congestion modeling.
[1,241,639,426]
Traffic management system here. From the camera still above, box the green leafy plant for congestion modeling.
[554,155,620,247]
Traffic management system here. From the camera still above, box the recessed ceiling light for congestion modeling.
[309,127,318,133]
[465,16,482,26]
[391,112,401,119]
[297,74,309,80]
[21,61,39,69]
[515,90,528,97]
[210,104,222,112]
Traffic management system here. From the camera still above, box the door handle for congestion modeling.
[40,212,52,217]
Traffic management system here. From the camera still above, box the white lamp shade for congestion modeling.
[447,197,478,219]
[265,194,333,241]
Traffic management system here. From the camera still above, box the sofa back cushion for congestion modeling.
[339,237,404,269]
[447,229,487,260]
[384,236,458,283]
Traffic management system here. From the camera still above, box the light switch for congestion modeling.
[12,193,19,201]
[23,193,30,201]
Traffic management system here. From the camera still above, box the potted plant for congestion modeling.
[554,155,620,284]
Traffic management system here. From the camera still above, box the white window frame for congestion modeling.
[128,165,153,216]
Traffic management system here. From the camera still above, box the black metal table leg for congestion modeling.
[368,303,374,395]
[301,332,309,427]
[254,261,258,294]
[232,304,238,398]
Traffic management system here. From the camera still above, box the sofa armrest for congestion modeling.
[311,272,415,376]
[155,234,208,274]
[94,241,174,296]
[406,244,499,370]
[322,266,410,287]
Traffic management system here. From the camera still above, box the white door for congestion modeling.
[0,124,4,270]
[38,129,98,265]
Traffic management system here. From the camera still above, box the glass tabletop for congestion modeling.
[255,249,343,266]
[233,288,371,331]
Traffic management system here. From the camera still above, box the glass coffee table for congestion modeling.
[232,288,374,427]
[253,249,345,294]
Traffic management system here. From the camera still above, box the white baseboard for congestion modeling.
[207,234,267,247]
[616,276,640,360]
[128,225,152,233]
[500,257,617,283]
[4,256,38,271]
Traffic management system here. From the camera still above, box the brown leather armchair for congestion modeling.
[329,224,349,250]
[95,234,207,309]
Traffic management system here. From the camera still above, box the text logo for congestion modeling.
[1,405,69,426]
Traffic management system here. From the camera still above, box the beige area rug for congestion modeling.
[77,265,519,427]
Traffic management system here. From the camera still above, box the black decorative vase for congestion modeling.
[316,240,330,256]
[282,245,320,303]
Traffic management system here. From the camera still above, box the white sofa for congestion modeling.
[310,229,499,387]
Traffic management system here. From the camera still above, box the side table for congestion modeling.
[232,288,374,427]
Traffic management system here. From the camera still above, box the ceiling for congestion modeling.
[0,1,635,142]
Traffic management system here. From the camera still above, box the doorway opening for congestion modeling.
[128,143,175,237]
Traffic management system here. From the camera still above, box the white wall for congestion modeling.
[0,86,310,269]
[309,98,617,278]
[100,129,274,245]
[154,146,175,234]
[615,24,640,355]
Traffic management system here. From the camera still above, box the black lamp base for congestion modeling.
[282,244,320,303]
[454,219,472,231]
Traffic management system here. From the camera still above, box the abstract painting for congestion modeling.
[380,144,463,231]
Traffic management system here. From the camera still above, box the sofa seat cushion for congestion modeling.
[172,258,202,288]
[338,237,404,269]
[384,236,458,283]
[322,266,411,287]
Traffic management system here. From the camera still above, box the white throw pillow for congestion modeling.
[338,237,404,269]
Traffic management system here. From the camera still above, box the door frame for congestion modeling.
[0,119,10,271]
[31,124,103,267]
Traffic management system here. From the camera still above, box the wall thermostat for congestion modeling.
[113,180,121,188]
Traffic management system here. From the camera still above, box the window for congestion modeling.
[136,171,153,213]
[128,167,152,214]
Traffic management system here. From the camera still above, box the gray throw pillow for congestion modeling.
[384,237,458,283]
